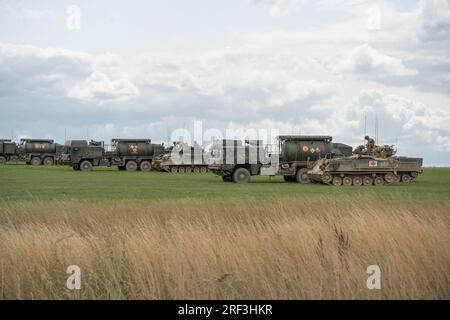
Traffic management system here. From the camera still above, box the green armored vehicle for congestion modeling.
[209,136,352,183]
[60,140,105,171]
[153,141,209,173]
[108,139,165,171]
[18,139,63,165]
[308,143,423,186]
[0,139,19,164]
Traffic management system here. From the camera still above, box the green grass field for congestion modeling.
[0,164,449,202]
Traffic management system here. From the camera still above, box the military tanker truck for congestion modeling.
[209,136,353,183]
[108,139,165,171]
[0,139,19,164]
[60,140,105,171]
[153,141,209,173]
[19,139,63,165]
[276,136,353,183]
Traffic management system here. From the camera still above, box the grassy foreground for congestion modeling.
[0,196,449,299]
[0,166,449,299]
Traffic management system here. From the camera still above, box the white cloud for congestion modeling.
[251,0,305,15]
[344,90,450,152]
[68,71,139,106]
[331,44,417,77]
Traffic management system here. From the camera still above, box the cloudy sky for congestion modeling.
[0,0,449,165]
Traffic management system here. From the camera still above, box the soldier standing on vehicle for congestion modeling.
[365,135,375,154]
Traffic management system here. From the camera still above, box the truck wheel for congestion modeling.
[232,168,251,184]
[0,156,6,165]
[140,161,152,172]
[295,168,310,184]
[126,161,138,172]
[80,160,93,172]
[73,164,80,171]
[43,157,54,166]
[31,157,42,166]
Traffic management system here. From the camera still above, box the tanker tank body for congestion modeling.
[277,136,353,183]
[108,139,165,172]
[19,138,63,166]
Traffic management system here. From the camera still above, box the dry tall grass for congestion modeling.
[0,196,449,300]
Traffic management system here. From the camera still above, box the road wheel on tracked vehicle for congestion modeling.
[140,161,152,172]
[31,157,42,166]
[171,166,178,173]
[384,172,396,183]
[353,176,363,186]
[193,167,200,173]
[402,174,412,183]
[178,166,185,173]
[185,167,192,173]
[363,176,373,186]
[200,166,208,173]
[374,176,385,186]
[43,157,54,166]
[295,168,311,184]
[126,161,138,172]
[232,167,251,184]
[80,160,92,172]
[322,173,333,184]
[342,176,353,186]
[0,156,6,165]
[332,176,343,186]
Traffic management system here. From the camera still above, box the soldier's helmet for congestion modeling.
[364,135,370,140]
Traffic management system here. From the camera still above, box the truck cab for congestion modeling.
[61,140,105,171]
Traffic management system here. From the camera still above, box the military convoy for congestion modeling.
[60,138,165,171]
[208,136,354,183]
[209,136,423,185]
[1,134,424,186]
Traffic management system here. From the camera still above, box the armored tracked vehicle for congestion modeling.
[153,142,209,173]
[108,139,165,171]
[60,140,105,171]
[308,146,423,186]
[0,139,19,164]
[19,139,63,165]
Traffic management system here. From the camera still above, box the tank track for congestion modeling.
[314,171,418,186]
